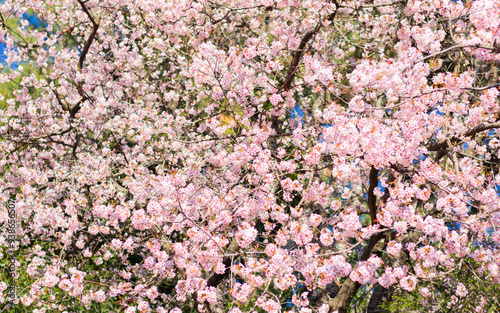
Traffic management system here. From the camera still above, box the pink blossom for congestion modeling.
[269,94,283,106]
[456,283,468,297]
[235,223,258,249]
[400,276,418,291]
[387,241,402,256]
[231,282,253,303]
[137,300,151,312]
[92,290,106,303]
[2,0,500,311]
[419,287,431,298]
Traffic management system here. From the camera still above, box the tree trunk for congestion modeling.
[367,284,392,313]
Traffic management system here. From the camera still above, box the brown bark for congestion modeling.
[280,8,338,92]
[429,121,500,161]
[368,167,379,224]
[328,167,382,313]
[71,0,100,118]
[329,278,361,313]
[367,284,392,313]
[206,239,238,287]
[328,232,384,313]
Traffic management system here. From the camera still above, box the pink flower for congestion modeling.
[131,209,152,230]
[58,279,73,292]
[291,222,313,246]
[235,223,258,249]
[92,290,106,303]
[292,292,309,307]
[231,282,253,303]
[339,212,362,237]
[146,286,158,300]
[143,256,156,270]
[83,249,92,258]
[456,283,468,297]
[309,214,322,227]
[387,241,402,256]
[197,286,217,304]
[259,298,281,313]
[269,94,283,106]
[88,225,99,235]
[400,276,417,291]
[261,0,274,7]
[320,229,333,246]
[350,256,382,285]
[41,273,59,287]
[70,269,85,285]
[419,287,431,297]
[349,96,367,113]
[21,294,34,306]
[110,239,123,250]
[137,300,151,313]
[271,41,284,54]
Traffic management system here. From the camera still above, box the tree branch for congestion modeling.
[428,121,500,160]
[368,167,379,224]
[464,82,500,91]
[280,8,337,91]
[72,0,100,118]
[206,239,238,287]
[328,166,381,313]
[77,0,99,70]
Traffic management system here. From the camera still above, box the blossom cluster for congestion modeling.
[0,0,499,312]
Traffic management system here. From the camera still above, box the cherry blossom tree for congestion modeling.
[1,0,500,312]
